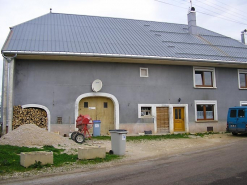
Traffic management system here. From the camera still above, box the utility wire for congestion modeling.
[154,0,247,26]
[214,0,247,13]
[195,0,246,21]
[193,1,247,24]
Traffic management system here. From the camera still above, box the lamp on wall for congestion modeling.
[178,98,181,104]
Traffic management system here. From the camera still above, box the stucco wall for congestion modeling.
[14,59,246,133]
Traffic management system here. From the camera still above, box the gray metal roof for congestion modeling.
[2,12,247,63]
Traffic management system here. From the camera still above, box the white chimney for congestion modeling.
[241,29,247,44]
[187,7,197,35]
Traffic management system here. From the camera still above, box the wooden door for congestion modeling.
[156,107,169,133]
[173,107,185,132]
[79,97,114,135]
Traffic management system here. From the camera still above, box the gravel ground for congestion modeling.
[0,124,245,181]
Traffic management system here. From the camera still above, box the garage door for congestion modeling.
[79,97,114,135]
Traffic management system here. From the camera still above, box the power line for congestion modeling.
[154,0,247,26]
[214,0,246,13]
[193,1,247,24]
[195,0,246,21]
[154,0,188,10]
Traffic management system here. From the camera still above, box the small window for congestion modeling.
[238,70,247,89]
[84,102,88,108]
[193,67,216,88]
[230,110,237,118]
[140,68,148,77]
[141,107,152,117]
[57,117,62,124]
[195,100,217,121]
[104,102,108,108]
[238,110,245,118]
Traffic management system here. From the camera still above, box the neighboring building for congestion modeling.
[1,8,247,135]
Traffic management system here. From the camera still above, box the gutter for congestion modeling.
[2,50,247,65]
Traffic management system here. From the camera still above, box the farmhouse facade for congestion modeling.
[1,8,247,135]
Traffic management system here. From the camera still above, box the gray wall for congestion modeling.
[14,59,246,124]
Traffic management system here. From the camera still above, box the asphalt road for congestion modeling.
[3,138,247,185]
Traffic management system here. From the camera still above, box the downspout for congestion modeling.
[1,53,17,135]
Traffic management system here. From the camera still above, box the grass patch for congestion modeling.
[92,134,190,141]
[194,132,220,137]
[0,145,120,175]
[126,134,189,141]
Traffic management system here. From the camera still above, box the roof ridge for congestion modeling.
[48,12,189,26]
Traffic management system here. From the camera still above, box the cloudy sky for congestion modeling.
[0,0,247,91]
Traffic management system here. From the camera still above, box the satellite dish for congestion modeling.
[92,79,103,92]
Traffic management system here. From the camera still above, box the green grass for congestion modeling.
[92,133,190,141]
[126,134,189,141]
[0,145,120,175]
[193,132,220,137]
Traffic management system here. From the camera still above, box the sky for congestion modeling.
[0,0,247,92]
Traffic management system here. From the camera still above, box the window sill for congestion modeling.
[239,88,247,90]
[195,120,218,123]
[194,86,217,89]
[140,116,153,119]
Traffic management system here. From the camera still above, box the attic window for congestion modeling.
[155,34,161,36]
[140,68,148,77]
[144,24,150,26]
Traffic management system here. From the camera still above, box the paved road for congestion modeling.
[3,138,247,185]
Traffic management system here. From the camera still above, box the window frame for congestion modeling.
[193,67,216,88]
[240,101,247,106]
[140,68,149,77]
[138,104,154,118]
[194,100,218,122]
[238,69,247,89]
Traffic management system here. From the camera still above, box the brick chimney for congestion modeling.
[187,7,197,35]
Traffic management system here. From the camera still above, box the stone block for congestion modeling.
[78,146,106,160]
[20,151,53,168]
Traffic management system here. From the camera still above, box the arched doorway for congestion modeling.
[75,93,119,135]
[21,104,51,132]
[79,97,114,135]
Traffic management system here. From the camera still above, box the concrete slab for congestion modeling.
[78,146,106,160]
[20,151,53,168]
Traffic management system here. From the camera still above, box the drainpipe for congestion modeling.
[1,53,17,135]
[241,29,247,44]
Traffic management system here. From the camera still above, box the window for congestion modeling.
[57,117,62,124]
[175,108,182,119]
[230,110,237,117]
[141,107,152,117]
[140,68,148,77]
[238,110,245,118]
[84,102,88,108]
[238,69,247,89]
[195,100,218,121]
[240,101,247,106]
[104,102,108,108]
[193,67,216,88]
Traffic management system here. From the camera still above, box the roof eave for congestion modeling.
[2,50,247,68]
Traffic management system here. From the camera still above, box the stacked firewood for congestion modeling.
[12,105,48,130]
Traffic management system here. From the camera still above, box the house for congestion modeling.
[1,8,247,136]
